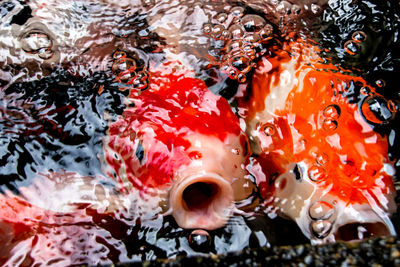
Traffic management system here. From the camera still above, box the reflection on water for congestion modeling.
[0,0,399,265]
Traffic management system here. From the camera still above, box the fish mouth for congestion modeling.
[169,173,234,230]
[334,222,391,242]
[307,202,397,244]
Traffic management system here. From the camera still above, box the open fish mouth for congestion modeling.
[169,172,235,230]
[334,222,391,242]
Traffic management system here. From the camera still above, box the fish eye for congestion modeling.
[135,141,146,165]
[292,164,302,181]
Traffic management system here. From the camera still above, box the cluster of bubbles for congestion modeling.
[202,6,274,83]
[343,30,367,56]
[308,200,335,239]
[20,31,54,60]
[111,50,148,91]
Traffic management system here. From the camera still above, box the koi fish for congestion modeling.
[239,40,397,244]
[104,62,255,230]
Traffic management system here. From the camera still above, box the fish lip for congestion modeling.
[169,172,234,230]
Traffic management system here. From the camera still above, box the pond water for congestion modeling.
[0,0,399,265]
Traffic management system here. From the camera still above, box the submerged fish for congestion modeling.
[104,62,255,230]
[239,39,398,244]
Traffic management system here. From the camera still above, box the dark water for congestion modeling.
[0,0,399,265]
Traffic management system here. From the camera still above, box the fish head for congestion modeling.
[104,63,255,230]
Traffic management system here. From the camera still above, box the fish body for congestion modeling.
[239,40,397,243]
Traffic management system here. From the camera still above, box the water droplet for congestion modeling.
[232,148,241,155]
[276,1,292,15]
[243,33,261,44]
[310,220,332,239]
[211,24,225,39]
[375,79,386,88]
[231,54,252,73]
[260,24,274,40]
[291,4,301,15]
[113,51,126,59]
[308,165,327,182]
[221,30,231,40]
[112,57,137,82]
[263,125,275,136]
[316,153,329,166]
[322,119,338,131]
[229,24,244,39]
[20,32,53,58]
[310,3,322,14]
[360,86,371,96]
[237,73,247,83]
[231,6,245,18]
[215,12,228,23]
[309,201,334,220]
[189,229,211,252]
[202,23,212,34]
[352,31,367,42]
[241,15,266,33]
[361,96,397,124]
[130,70,148,90]
[344,40,360,55]
[228,67,239,79]
[323,105,341,120]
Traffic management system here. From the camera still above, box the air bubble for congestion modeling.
[229,25,244,39]
[291,4,301,15]
[202,23,212,34]
[231,6,245,18]
[189,229,211,252]
[221,30,231,40]
[375,79,386,88]
[231,55,252,73]
[260,24,274,40]
[309,201,334,220]
[263,125,275,136]
[237,73,247,83]
[361,96,397,124]
[113,51,127,59]
[20,32,53,59]
[310,220,332,239]
[112,57,137,82]
[344,40,360,55]
[228,39,244,51]
[323,105,341,120]
[322,119,338,131]
[315,153,329,166]
[241,15,266,33]
[276,1,292,15]
[215,12,228,23]
[310,4,322,14]
[360,86,371,96]
[308,165,327,182]
[211,24,225,39]
[130,70,148,91]
[228,67,239,79]
[243,33,261,44]
[352,31,367,42]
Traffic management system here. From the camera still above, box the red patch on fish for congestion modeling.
[105,63,242,192]
[239,40,395,207]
